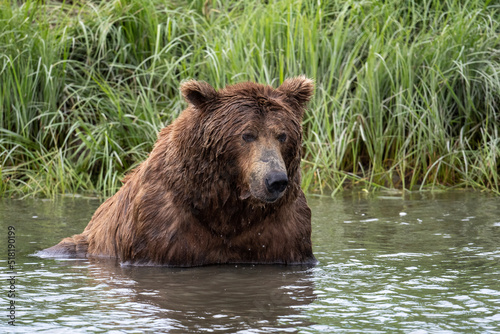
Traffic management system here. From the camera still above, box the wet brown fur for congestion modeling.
[41,77,316,267]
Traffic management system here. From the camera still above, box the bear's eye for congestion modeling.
[277,133,287,143]
[242,133,257,143]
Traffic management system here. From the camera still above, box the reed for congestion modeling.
[1,0,499,197]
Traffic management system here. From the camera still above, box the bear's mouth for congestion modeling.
[239,189,251,200]
[248,184,287,204]
[239,187,285,204]
[262,192,284,203]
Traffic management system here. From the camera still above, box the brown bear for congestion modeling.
[40,77,316,267]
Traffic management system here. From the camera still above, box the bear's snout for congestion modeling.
[247,147,288,203]
[265,171,288,195]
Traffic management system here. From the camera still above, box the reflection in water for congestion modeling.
[87,260,316,333]
[0,191,499,333]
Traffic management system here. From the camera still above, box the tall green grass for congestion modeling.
[1,0,499,197]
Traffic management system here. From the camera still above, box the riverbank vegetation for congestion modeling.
[1,0,499,197]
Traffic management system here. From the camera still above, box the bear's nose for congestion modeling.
[265,172,288,194]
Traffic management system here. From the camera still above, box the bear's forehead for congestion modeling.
[210,82,300,126]
[222,81,274,94]
[222,83,284,102]
[217,98,292,125]
[220,90,290,115]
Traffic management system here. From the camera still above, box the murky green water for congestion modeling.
[1,191,499,333]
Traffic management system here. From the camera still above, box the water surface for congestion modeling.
[0,191,499,333]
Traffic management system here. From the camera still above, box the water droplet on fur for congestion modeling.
[262,245,265,248]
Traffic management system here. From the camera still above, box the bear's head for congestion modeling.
[180,77,314,205]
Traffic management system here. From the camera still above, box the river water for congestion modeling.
[0,191,499,333]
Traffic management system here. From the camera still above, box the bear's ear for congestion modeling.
[276,76,314,109]
[180,80,218,109]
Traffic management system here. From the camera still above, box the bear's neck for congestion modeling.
[184,171,302,237]
[175,157,299,237]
